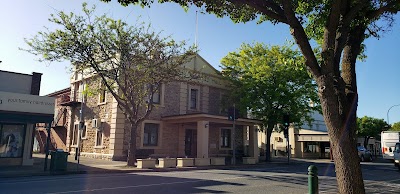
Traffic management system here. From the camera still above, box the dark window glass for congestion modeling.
[144,123,159,146]
[190,89,198,109]
[220,128,231,148]
[0,124,25,158]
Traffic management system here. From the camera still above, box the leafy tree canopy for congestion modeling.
[391,122,400,131]
[221,42,319,160]
[222,42,319,126]
[356,116,388,147]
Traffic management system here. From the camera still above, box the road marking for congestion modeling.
[47,176,244,193]
[0,173,142,185]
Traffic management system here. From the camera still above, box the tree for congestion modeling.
[356,116,388,148]
[391,122,400,131]
[221,43,319,161]
[23,3,195,166]
[102,0,400,193]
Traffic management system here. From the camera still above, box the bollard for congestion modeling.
[308,165,318,194]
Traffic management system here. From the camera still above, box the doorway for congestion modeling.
[320,142,331,159]
[184,129,197,158]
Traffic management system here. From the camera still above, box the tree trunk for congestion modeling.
[265,120,275,162]
[127,122,138,166]
[318,77,365,193]
[364,136,370,148]
[317,25,365,190]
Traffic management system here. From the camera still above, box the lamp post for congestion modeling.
[387,104,400,125]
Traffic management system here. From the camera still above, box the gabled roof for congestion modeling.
[182,54,222,77]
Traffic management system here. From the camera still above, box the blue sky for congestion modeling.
[1,1,399,124]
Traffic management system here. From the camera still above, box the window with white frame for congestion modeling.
[73,122,86,144]
[143,123,159,146]
[99,82,106,104]
[72,124,79,145]
[147,83,163,105]
[152,84,161,104]
[189,88,199,109]
[74,82,85,102]
[220,128,231,148]
[95,130,103,147]
[81,123,87,139]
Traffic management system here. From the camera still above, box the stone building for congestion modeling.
[62,55,262,163]
[267,111,331,159]
[0,70,54,166]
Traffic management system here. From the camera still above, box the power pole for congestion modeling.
[76,70,84,170]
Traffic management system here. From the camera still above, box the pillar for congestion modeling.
[196,121,209,158]
[22,123,34,165]
[248,125,259,161]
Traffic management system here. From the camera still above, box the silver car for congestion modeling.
[357,146,373,162]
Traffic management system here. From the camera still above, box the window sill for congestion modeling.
[97,102,107,106]
[141,145,160,149]
[219,147,232,150]
[94,146,104,149]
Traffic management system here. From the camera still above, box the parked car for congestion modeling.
[357,146,373,162]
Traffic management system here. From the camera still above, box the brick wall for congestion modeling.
[30,72,42,95]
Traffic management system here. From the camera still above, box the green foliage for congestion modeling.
[22,3,196,122]
[221,42,320,129]
[356,116,388,138]
[391,122,400,131]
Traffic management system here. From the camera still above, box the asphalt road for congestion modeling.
[1,159,399,194]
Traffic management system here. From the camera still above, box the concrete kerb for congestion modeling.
[0,163,277,179]
[0,155,333,179]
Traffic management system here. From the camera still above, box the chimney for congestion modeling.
[30,72,42,95]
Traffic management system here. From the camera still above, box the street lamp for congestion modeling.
[387,104,400,125]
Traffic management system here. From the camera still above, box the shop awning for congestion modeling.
[297,134,330,142]
[0,112,53,123]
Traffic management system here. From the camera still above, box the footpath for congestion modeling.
[0,154,332,178]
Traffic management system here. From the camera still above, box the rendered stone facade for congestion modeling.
[64,55,261,163]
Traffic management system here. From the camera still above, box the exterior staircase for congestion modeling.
[34,107,69,152]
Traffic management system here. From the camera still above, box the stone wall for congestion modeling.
[208,87,228,116]
[71,78,114,160]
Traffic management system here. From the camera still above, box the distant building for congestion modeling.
[267,112,331,159]
[265,112,382,159]
[0,70,54,166]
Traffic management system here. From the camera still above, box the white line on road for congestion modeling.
[0,173,142,185]
[47,176,245,194]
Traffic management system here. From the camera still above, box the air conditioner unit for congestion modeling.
[92,119,98,128]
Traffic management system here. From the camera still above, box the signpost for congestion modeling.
[76,70,85,170]
[228,104,239,165]
[283,114,290,164]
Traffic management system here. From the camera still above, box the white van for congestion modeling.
[381,131,400,160]
[393,142,400,168]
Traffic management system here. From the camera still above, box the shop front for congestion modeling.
[0,91,54,166]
